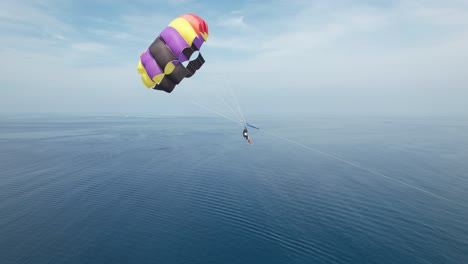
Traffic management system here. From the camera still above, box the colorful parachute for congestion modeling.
[137,14,209,93]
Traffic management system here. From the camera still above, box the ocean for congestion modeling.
[1,114,467,264]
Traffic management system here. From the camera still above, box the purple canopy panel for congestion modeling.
[160,27,190,62]
[140,49,162,79]
[192,36,203,50]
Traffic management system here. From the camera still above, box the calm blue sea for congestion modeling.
[1,114,467,264]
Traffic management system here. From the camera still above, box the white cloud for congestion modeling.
[218,15,249,29]
[413,7,468,25]
[70,42,111,54]
[204,36,253,52]
[191,1,468,116]
[0,0,72,37]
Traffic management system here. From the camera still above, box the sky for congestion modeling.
[1,0,467,117]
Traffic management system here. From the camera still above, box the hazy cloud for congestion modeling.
[1,0,467,116]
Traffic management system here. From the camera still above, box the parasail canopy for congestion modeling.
[137,14,209,93]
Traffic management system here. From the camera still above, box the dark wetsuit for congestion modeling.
[243,128,248,140]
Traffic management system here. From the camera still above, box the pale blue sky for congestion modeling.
[1,0,467,116]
